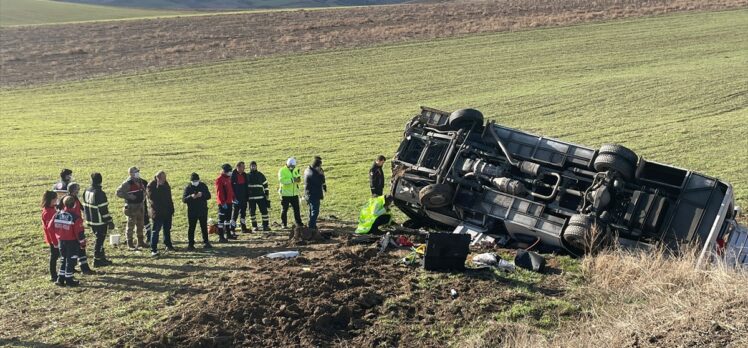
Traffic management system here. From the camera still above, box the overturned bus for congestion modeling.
[391,107,746,265]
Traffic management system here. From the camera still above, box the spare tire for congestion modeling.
[593,153,635,181]
[448,109,484,130]
[418,184,454,209]
[598,144,638,165]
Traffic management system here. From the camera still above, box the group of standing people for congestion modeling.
[43,170,114,286]
[40,155,358,286]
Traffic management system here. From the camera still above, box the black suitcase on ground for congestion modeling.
[423,233,470,271]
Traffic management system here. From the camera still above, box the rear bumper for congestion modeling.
[696,184,747,268]
[724,221,748,268]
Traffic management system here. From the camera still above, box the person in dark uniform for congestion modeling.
[247,161,271,232]
[183,173,212,250]
[82,173,116,267]
[369,155,386,197]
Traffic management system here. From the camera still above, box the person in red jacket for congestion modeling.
[59,183,95,275]
[215,163,235,243]
[42,191,59,282]
[49,196,85,287]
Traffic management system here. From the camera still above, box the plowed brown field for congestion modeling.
[2,0,745,86]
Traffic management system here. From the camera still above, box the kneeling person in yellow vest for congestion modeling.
[355,195,393,235]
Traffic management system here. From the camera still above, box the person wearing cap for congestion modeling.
[147,170,176,256]
[59,182,95,275]
[303,156,327,230]
[247,161,271,232]
[116,167,148,250]
[49,196,85,287]
[278,157,304,229]
[370,155,386,197]
[231,161,250,233]
[53,168,74,203]
[215,164,235,242]
[82,173,116,267]
[183,173,212,250]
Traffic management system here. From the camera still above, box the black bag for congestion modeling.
[514,249,546,273]
[424,233,470,271]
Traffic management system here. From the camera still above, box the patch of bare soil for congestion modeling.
[2,0,745,86]
[125,225,560,347]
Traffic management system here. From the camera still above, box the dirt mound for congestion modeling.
[137,243,397,347]
[289,225,324,242]
[130,233,563,348]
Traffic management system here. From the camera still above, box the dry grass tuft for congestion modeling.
[552,248,748,347]
[466,248,748,347]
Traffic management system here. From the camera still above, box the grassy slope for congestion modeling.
[0,0,191,26]
[0,9,746,346]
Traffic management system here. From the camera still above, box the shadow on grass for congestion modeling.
[79,234,343,293]
[0,339,63,348]
[85,275,205,294]
[463,268,565,297]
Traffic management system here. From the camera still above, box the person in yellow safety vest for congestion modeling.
[278,157,304,229]
[355,195,394,234]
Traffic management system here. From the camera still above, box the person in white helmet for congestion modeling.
[278,157,304,229]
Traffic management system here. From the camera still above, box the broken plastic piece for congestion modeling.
[472,253,498,266]
[265,251,300,259]
[514,249,546,272]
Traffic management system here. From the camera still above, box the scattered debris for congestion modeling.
[471,252,516,272]
[514,250,546,273]
[265,251,300,259]
[109,234,121,246]
[423,233,470,272]
[395,235,414,247]
[378,232,393,253]
[472,252,499,267]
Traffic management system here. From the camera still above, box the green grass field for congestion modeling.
[0,0,192,26]
[0,9,746,346]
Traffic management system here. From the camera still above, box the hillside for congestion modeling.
[0,10,746,346]
[2,0,745,86]
[0,0,193,26]
[63,0,407,9]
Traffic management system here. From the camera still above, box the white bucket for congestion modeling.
[110,234,121,246]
